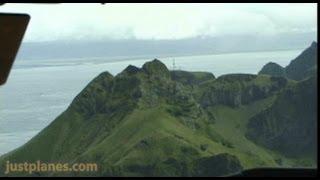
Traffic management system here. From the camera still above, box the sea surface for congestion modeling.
[0,49,303,156]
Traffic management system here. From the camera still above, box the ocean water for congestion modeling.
[0,49,303,156]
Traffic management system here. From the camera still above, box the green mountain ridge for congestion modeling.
[246,75,317,159]
[0,44,317,177]
[259,41,317,81]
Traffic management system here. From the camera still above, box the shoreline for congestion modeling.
[12,48,304,71]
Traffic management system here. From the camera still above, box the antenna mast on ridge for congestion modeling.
[172,58,177,102]
[172,58,176,71]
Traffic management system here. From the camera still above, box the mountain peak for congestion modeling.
[142,59,170,78]
[121,65,142,75]
[258,42,317,81]
[284,41,317,81]
[0,52,317,176]
[258,62,285,77]
[311,41,317,48]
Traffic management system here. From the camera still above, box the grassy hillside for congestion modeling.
[246,75,317,162]
[0,53,317,176]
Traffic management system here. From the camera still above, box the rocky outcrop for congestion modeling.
[246,75,317,158]
[259,42,317,81]
[0,52,317,177]
[199,74,288,108]
[142,59,170,78]
[121,65,142,75]
[71,70,141,118]
[285,41,317,81]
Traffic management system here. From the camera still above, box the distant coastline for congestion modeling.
[13,48,304,70]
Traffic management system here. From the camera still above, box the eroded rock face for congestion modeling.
[246,76,317,158]
[70,70,142,119]
[259,42,317,81]
[199,74,287,108]
[121,65,142,75]
[70,60,172,118]
[70,71,115,117]
[142,59,170,78]
[285,42,317,81]
[0,49,317,177]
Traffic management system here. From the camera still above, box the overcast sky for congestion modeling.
[0,3,317,42]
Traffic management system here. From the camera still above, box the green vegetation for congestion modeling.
[0,44,317,177]
[259,62,285,77]
[259,42,317,81]
[246,75,317,160]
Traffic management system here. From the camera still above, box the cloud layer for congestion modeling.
[0,3,317,42]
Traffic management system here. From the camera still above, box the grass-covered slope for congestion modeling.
[246,75,317,161]
[0,55,317,176]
